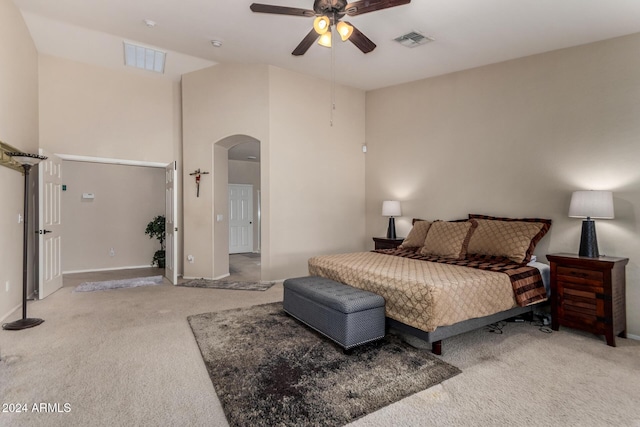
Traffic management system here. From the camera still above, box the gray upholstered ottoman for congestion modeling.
[283,276,385,351]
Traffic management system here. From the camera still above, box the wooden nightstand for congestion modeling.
[547,253,628,347]
[373,237,404,250]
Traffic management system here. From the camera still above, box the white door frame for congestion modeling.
[55,154,179,278]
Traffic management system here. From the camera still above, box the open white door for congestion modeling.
[165,161,178,284]
[38,149,63,299]
[229,184,253,254]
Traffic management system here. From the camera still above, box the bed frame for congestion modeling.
[386,303,541,355]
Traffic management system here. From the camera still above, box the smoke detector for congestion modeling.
[393,31,434,48]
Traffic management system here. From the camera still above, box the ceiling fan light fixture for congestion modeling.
[318,31,332,48]
[336,21,353,41]
[313,16,330,34]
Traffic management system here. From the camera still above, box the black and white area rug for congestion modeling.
[179,278,275,291]
[187,302,461,427]
[74,275,164,292]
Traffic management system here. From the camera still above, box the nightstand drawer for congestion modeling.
[559,284,604,315]
[557,266,603,285]
[372,237,404,250]
[562,297,600,316]
[562,285,599,298]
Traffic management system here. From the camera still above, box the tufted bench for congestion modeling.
[283,276,386,351]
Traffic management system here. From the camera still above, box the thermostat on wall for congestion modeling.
[82,193,95,199]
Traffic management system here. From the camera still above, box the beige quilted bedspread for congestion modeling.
[308,251,518,332]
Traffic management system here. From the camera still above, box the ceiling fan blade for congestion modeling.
[345,22,376,53]
[345,0,410,16]
[292,28,320,56]
[250,3,315,17]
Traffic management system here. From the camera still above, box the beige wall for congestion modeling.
[213,144,229,277]
[365,33,640,337]
[37,54,183,277]
[0,0,39,321]
[182,64,366,281]
[182,64,270,279]
[229,159,261,252]
[267,67,366,279]
[61,161,165,272]
[38,54,179,163]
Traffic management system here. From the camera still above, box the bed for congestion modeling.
[308,214,552,354]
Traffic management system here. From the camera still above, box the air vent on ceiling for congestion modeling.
[393,31,434,48]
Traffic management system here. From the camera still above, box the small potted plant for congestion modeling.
[145,215,166,268]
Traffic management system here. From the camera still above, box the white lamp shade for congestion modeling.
[382,200,402,217]
[568,190,614,219]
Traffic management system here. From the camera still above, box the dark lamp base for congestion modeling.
[2,318,44,330]
[578,219,599,258]
[386,217,397,240]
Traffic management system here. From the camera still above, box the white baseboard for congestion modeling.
[63,265,155,274]
[626,333,640,341]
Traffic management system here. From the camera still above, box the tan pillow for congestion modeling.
[420,220,477,259]
[468,214,551,263]
[467,219,544,263]
[400,220,432,249]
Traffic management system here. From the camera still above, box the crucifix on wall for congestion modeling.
[189,168,209,197]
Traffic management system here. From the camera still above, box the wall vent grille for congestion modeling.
[393,31,434,48]
[123,42,165,73]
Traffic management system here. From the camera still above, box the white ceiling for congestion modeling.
[12,0,640,90]
[229,141,261,163]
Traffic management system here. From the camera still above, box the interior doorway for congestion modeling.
[55,155,176,283]
[222,137,261,281]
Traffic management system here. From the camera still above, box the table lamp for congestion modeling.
[568,190,614,258]
[382,201,401,240]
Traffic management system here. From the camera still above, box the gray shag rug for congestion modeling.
[187,302,461,427]
[74,275,164,292]
[179,278,275,291]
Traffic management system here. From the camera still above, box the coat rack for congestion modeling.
[0,140,25,172]
[3,151,48,330]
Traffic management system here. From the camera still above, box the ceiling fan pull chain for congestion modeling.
[330,26,336,127]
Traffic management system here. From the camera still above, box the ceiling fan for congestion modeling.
[250,0,411,56]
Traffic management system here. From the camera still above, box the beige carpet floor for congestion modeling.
[1,268,639,427]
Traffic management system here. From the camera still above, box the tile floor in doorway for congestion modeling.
[228,253,261,282]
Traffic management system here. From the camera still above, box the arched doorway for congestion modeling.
[213,135,261,281]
